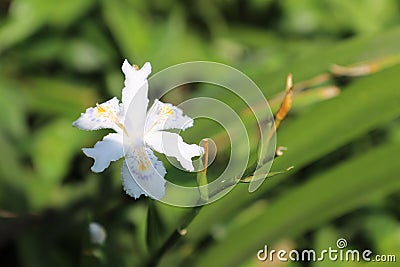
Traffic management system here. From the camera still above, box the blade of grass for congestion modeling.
[187,63,400,244]
[193,140,400,267]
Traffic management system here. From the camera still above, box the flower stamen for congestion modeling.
[161,105,174,116]
[96,103,128,136]
[96,104,107,113]
[138,148,151,171]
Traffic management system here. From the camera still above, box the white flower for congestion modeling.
[89,222,107,245]
[73,60,203,199]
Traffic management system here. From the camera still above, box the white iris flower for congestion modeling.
[73,60,203,199]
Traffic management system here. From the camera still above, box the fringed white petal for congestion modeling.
[72,97,122,133]
[145,131,203,171]
[121,147,166,200]
[82,133,124,172]
[145,99,194,133]
[121,161,148,199]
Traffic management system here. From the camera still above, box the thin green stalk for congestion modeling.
[144,205,203,267]
[144,142,210,267]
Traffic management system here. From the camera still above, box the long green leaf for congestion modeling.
[187,63,400,241]
[193,140,400,267]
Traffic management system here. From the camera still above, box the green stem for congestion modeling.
[145,142,210,267]
[144,206,203,267]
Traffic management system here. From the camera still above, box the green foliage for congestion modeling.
[0,0,399,267]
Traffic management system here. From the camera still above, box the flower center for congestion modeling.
[137,147,151,171]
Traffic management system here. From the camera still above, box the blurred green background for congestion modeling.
[1,0,400,266]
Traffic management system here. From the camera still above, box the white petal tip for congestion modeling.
[121,59,132,73]
[142,62,151,71]
[186,166,195,172]
[72,118,84,129]
[81,133,124,173]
